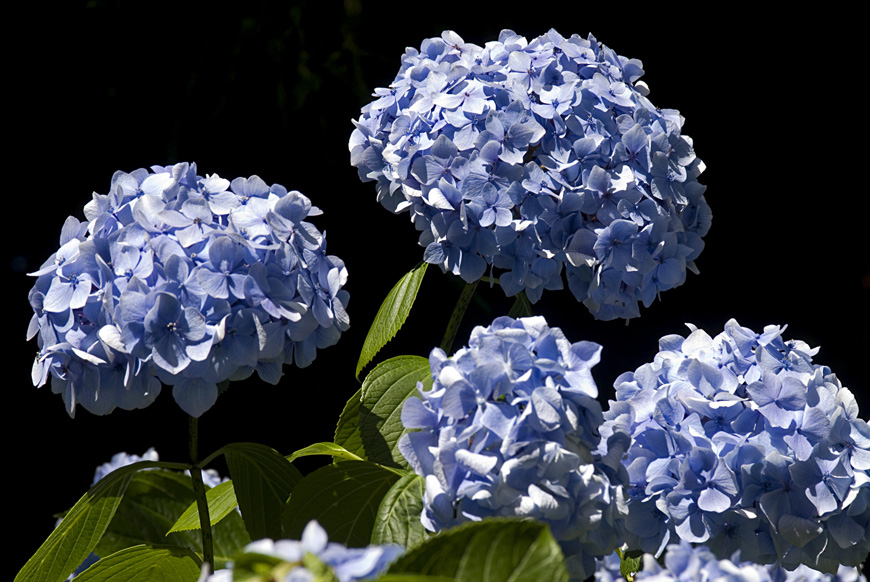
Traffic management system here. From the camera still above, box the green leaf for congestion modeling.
[15,460,157,582]
[229,551,284,582]
[386,518,568,582]
[359,355,433,470]
[95,470,248,569]
[168,480,239,533]
[224,443,303,540]
[70,545,201,582]
[283,460,401,548]
[619,548,643,582]
[371,473,427,548]
[302,552,341,582]
[334,388,367,460]
[356,262,428,379]
[375,576,455,582]
[507,291,533,318]
[287,442,366,464]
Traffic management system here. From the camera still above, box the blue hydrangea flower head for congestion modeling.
[210,520,403,582]
[399,315,629,581]
[599,320,870,572]
[350,29,710,320]
[27,163,350,417]
[604,541,867,582]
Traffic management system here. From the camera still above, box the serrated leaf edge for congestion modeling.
[355,263,428,379]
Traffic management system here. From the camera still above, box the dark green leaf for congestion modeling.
[229,551,284,582]
[334,388,367,460]
[168,480,239,532]
[71,545,201,582]
[96,470,248,569]
[224,442,303,540]
[356,262,428,379]
[15,461,156,582]
[386,518,568,582]
[359,355,433,470]
[371,473,427,548]
[283,460,400,548]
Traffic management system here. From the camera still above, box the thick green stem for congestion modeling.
[440,280,479,355]
[189,416,214,572]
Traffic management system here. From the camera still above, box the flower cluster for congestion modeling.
[349,29,709,319]
[201,520,403,582]
[594,542,867,582]
[27,163,350,417]
[399,316,629,580]
[599,320,870,572]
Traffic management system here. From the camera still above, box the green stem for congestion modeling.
[189,415,214,572]
[440,280,479,355]
[507,290,533,319]
[198,446,228,470]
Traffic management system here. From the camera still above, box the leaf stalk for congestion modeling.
[440,280,479,355]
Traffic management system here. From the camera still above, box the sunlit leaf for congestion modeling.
[287,441,365,464]
[359,355,433,470]
[386,518,568,582]
[15,461,157,582]
[167,480,239,533]
[334,388,366,460]
[371,473,427,548]
[71,545,201,582]
[97,470,247,568]
[356,262,428,379]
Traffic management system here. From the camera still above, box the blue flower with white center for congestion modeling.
[399,316,628,581]
[599,319,870,572]
[27,163,349,418]
[351,29,709,320]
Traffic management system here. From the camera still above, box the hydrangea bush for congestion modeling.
[17,25,868,582]
[349,29,710,319]
[26,162,350,417]
[399,315,630,580]
[598,320,870,572]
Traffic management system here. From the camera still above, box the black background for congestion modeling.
[8,2,866,579]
